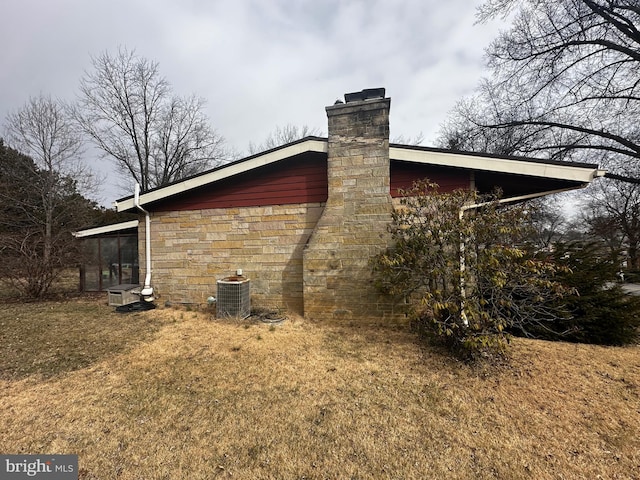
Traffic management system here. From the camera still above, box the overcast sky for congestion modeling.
[1,0,504,206]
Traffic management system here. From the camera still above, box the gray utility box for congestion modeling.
[107,284,140,307]
[216,276,250,319]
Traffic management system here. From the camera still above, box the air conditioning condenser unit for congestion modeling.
[216,276,250,319]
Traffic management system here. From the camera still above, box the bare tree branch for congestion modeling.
[74,47,226,192]
[2,96,98,297]
[247,124,322,155]
[440,1,640,176]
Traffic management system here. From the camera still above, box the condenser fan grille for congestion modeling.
[216,278,250,319]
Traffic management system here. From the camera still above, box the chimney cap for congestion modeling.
[344,88,386,103]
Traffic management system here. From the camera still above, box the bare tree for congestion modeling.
[248,124,322,155]
[444,0,640,174]
[153,95,225,186]
[582,173,640,270]
[2,95,96,297]
[5,95,86,175]
[75,47,225,192]
[438,96,549,156]
[526,196,572,250]
[391,132,425,146]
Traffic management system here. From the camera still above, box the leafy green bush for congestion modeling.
[372,180,567,360]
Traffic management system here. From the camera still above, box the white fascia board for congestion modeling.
[115,139,329,212]
[390,147,604,183]
[73,220,139,238]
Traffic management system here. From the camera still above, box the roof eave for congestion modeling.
[114,138,329,212]
[114,142,604,212]
[390,146,605,184]
[73,220,139,238]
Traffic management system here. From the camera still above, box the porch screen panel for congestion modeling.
[120,235,139,284]
[83,238,100,291]
[100,237,120,289]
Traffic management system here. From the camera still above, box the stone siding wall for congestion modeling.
[140,203,324,314]
[303,97,404,322]
[137,94,410,322]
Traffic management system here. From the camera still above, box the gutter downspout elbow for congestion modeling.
[134,184,154,300]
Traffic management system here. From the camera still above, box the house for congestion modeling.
[113,89,604,322]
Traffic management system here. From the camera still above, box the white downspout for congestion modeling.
[457,187,580,326]
[459,207,469,326]
[134,184,154,301]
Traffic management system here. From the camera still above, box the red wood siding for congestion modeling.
[152,156,480,212]
[390,161,470,196]
[153,153,328,211]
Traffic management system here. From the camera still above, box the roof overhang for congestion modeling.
[114,138,328,212]
[113,138,605,212]
[390,146,606,184]
[73,220,139,238]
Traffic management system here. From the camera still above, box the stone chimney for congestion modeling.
[303,89,398,322]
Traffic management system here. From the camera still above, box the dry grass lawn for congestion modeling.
[0,298,639,479]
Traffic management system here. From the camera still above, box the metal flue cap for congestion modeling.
[344,88,386,103]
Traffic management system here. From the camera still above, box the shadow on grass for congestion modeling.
[0,298,172,380]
